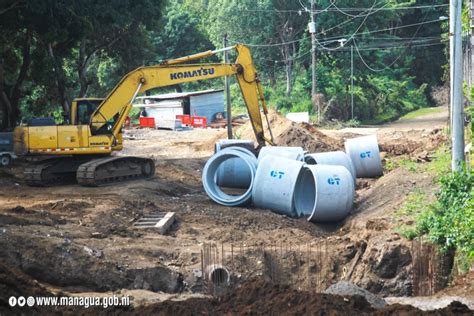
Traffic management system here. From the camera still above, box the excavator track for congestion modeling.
[76,156,155,186]
[24,157,88,186]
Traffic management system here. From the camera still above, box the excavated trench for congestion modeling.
[0,233,183,293]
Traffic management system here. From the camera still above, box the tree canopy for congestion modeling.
[0,0,449,129]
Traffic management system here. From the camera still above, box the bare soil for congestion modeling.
[0,106,472,314]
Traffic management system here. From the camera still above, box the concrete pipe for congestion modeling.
[252,155,305,217]
[215,147,256,188]
[205,264,230,286]
[257,146,305,164]
[215,139,255,153]
[304,151,356,183]
[344,134,383,178]
[294,165,354,222]
[202,148,257,206]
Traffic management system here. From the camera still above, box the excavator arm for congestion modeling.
[89,44,273,147]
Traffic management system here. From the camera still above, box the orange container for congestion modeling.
[176,114,192,125]
[139,117,155,128]
[192,116,207,128]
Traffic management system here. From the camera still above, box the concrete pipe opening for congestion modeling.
[202,148,257,206]
[304,151,356,183]
[294,165,354,222]
[257,146,305,164]
[252,155,305,217]
[206,264,230,286]
[215,147,256,189]
[215,139,255,153]
[344,135,383,178]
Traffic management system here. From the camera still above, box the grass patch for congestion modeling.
[426,146,451,176]
[395,226,418,240]
[395,190,430,218]
[399,107,444,120]
[385,158,420,173]
[395,190,432,240]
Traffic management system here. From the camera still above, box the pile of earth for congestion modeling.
[275,122,341,153]
[221,110,340,153]
[131,278,471,315]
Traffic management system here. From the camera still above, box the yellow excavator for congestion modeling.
[13,44,274,186]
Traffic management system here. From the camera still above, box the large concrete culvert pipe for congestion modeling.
[257,146,305,164]
[202,148,257,206]
[252,155,305,217]
[304,151,356,183]
[215,145,257,189]
[215,139,255,153]
[205,264,230,286]
[344,134,383,178]
[294,165,354,222]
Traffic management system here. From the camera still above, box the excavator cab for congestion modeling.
[70,98,103,125]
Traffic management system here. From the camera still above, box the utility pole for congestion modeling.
[451,0,465,171]
[223,34,233,139]
[449,1,455,129]
[309,0,318,123]
[350,45,354,120]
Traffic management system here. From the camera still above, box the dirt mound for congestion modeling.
[325,281,387,309]
[275,122,341,153]
[131,278,471,315]
[233,110,340,152]
[378,129,447,158]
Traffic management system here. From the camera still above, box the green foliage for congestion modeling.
[416,168,474,267]
[426,146,451,175]
[384,158,420,173]
[395,190,430,218]
[0,0,448,127]
[396,226,418,240]
[395,190,431,240]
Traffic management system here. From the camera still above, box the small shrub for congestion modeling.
[416,168,474,271]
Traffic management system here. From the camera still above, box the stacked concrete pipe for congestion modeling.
[203,135,382,223]
[202,146,257,206]
[257,146,305,163]
[252,155,305,217]
[294,165,354,222]
[344,134,383,178]
[304,151,356,183]
[214,140,256,189]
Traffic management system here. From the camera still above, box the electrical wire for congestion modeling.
[314,0,383,51]
[352,0,438,72]
[230,4,447,14]
[329,0,385,18]
[233,0,385,48]
[320,17,447,42]
[328,1,445,17]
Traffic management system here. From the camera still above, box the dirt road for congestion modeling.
[322,106,449,137]
[0,107,471,314]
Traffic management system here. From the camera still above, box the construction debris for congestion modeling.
[133,212,176,234]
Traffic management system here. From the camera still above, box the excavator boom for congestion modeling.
[90,44,272,147]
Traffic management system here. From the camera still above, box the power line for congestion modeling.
[230,12,444,49]
[231,3,448,14]
[352,0,437,73]
[321,17,446,41]
[353,41,446,51]
[314,0,387,51]
[233,0,384,48]
[317,36,443,49]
